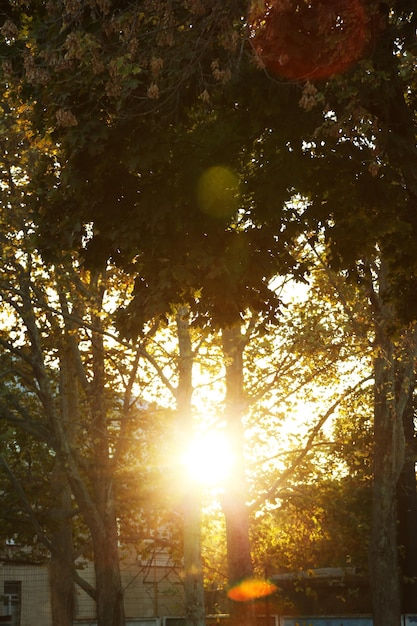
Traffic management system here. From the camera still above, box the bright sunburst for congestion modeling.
[182,429,235,487]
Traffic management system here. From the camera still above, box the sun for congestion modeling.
[182,429,235,487]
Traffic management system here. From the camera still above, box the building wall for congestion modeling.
[0,555,184,626]
[74,560,183,620]
[0,564,51,626]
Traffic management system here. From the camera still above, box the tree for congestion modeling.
[0,205,148,625]
[252,380,374,585]
[221,323,256,626]
[194,260,376,617]
[396,383,417,614]
[247,4,417,624]
[176,308,206,626]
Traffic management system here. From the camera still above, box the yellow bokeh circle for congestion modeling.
[197,166,240,219]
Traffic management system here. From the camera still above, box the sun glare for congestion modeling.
[183,430,235,487]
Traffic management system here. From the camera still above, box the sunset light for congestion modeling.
[182,429,235,487]
[2,2,413,624]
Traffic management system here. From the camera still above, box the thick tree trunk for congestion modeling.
[49,336,77,626]
[90,412,126,625]
[370,318,416,626]
[88,412,125,626]
[66,454,125,626]
[48,463,76,626]
[397,385,417,613]
[176,308,206,626]
[222,324,255,626]
[90,282,126,626]
[93,525,125,626]
[370,436,401,626]
[183,492,205,626]
[222,493,255,626]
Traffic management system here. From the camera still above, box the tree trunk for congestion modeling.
[370,398,402,626]
[89,302,126,626]
[397,384,417,613]
[48,462,76,626]
[93,525,125,626]
[176,308,206,626]
[60,277,126,626]
[222,324,255,626]
[370,317,416,626]
[49,334,77,626]
[183,492,205,626]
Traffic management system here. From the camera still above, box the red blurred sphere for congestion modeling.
[249,0,372,81]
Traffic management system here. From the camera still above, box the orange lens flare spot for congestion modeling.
[227,578,277,602]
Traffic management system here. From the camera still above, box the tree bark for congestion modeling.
[48,331,79,626]
[183,492,205,626]
[57,274,125,626]
[89,283,126,626]
[370,305,417,626]
[93,525,125,626]
[370,356,402,626]
[221,324,255,626]
[397,384,417,613]
[176,308,206,626]
[48,462,76,626]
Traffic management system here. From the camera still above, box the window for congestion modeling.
[2,581,21,626]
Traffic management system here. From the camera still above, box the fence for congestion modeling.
[74,616,417,626]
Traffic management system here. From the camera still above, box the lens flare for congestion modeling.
[249,0,373,81]
[227,577,277,602]
[197,166,240,219]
